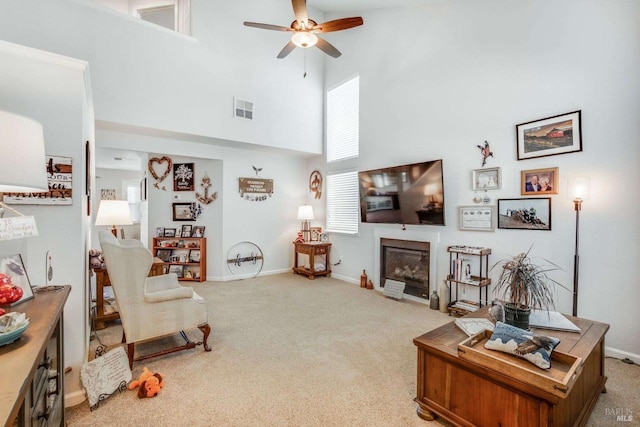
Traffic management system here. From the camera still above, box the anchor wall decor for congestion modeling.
[195,173,217,205]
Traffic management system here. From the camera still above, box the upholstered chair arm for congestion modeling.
[144,274,194,302]
[118,239,145,248]
[145,286,194,303]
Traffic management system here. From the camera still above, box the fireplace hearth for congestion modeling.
[380,238,430,299]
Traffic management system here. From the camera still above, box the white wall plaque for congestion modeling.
[458,205,496,231]
[0,216,38,240]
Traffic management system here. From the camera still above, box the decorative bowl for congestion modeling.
[0,319,29,347]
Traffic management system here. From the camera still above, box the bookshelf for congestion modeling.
[152,237,206,282]
[446,245,491,316]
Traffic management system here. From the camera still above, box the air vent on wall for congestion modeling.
[234,97,254,120]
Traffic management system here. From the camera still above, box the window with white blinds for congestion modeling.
[326,171,359,234]
[326,76,359,162]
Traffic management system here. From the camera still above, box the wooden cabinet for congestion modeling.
[153,237,206,282]
[413,307,609,426]
[446,246,491,316]
[1,286,70,427]
[292,242,331,280]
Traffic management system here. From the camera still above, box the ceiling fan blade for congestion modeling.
[315,36,341,58]
[244,22,292,32]
[291,0,309,29]
[277,41,297,59]
[312,17,364,33]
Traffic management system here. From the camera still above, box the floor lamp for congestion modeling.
[571,176,590,317]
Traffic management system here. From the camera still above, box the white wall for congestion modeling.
[321,0,640,361]
[0,41,92,406]
[0,0,325,155]
[96,127,308,280]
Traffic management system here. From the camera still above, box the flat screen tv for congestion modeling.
[358,159,445,225]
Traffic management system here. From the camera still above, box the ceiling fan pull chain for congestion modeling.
[303,51,307,78]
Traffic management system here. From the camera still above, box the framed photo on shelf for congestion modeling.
[497,198,552,231]
[192,226,205,238]
[181,225,192,238]
[155,227,164,237]
[516,110,582,160]
[0,254,34,306]
[521,167,558,195]
[472,167,501,190]
[189,249,201,263]
[156,249,172,262]
[458,206,496,232]
[172,203,193,221]
[163,228,177,237]
[310,227,322,241]
[168,265,184,278]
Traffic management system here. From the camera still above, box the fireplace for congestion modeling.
[380,238,430,299]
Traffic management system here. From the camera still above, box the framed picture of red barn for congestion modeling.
[516,111,582,160]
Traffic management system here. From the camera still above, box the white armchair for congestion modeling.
[98,230,211,368]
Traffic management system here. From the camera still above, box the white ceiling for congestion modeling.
[308,0,431,13]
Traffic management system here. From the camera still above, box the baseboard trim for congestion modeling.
[65,389,87,408]
[605,346,640,365]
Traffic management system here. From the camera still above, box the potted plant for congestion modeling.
[491,247,568,330]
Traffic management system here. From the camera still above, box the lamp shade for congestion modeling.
[0,110,48,193]
[95,200,133,226]
[569,176,591,201]
[297,205,314,221]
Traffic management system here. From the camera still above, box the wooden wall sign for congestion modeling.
[173,163,194,191]
[3,155,72,205]
[309,170,322,200]
[239,177,274,201]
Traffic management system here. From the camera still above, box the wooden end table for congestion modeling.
[413,307,609,426]
[292,242,331,279]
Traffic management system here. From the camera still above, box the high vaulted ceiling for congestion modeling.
[308,0,430,13]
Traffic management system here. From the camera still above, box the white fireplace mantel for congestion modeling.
[373,227,440,304]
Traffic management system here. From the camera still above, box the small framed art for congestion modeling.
[0,254,34,306]
[521,167,558,195]
[164,228,177,237]
[310,227,322,241]
[189,249,201,263]
[516,110,582,160]
[172,203,193,221]
[458,206,496,232]
[156,249,172,262]
[192,226,205,238]
[497,198,551,231]
[472,167,501,190]
[181,225,192,238]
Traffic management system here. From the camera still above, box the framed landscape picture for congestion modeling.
[516,110,582,160]
[521,167,558,195]
[498,198,551,231]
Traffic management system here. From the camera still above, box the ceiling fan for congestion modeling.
[244,0,363,59]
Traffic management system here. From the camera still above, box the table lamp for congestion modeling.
[95,200,133,238]
[297,205,314,241]
[0,110,48,240]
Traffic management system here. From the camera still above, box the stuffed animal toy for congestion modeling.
[293,231,305,243]
[88,249,106,269]
[128,367,164,398]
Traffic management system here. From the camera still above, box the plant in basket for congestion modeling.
[491,247,569,330]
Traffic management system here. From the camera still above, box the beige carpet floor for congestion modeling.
[66,273,639,426]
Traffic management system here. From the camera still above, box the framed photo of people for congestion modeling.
[521,167,558,195]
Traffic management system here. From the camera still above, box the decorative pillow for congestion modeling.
[484,321,560,369]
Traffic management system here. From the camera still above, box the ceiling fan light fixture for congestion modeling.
[291,31,318,48]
